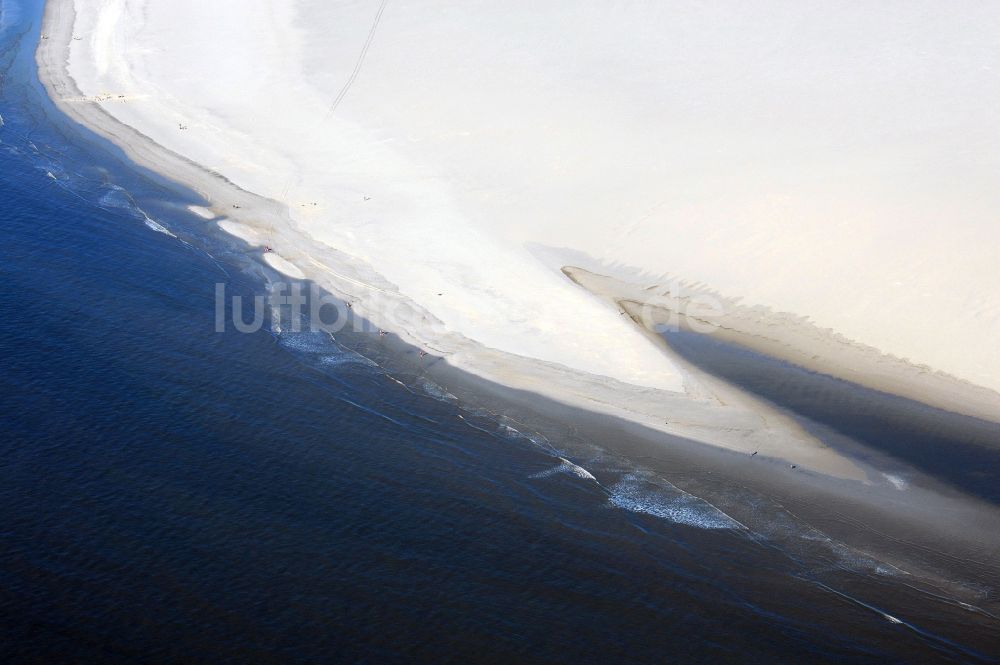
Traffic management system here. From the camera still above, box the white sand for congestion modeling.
[263,253,306,280]
[187,205,214,220]
[36,0,1000,476]
[58,0,686,394]
[59,0,1000,398]
[216,220,262,246]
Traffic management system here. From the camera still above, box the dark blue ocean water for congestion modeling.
[1,2,999,662]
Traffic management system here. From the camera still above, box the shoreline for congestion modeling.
[34,0,877,481]
[13,0,1000,660]
[26,1,1000,608]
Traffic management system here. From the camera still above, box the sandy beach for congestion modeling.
[13,3,1000,658]
[36,0,1000,481]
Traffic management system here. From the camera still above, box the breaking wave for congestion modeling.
[531,457,597,482]
[609,473,745,530]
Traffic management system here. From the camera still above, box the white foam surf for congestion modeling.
[143,217,173,236]
[883,473,908,491]
[530,457,597,482]
[609,474,744,530]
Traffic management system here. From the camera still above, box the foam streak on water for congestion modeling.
[608,473,745,530]
[530,457,597,482]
